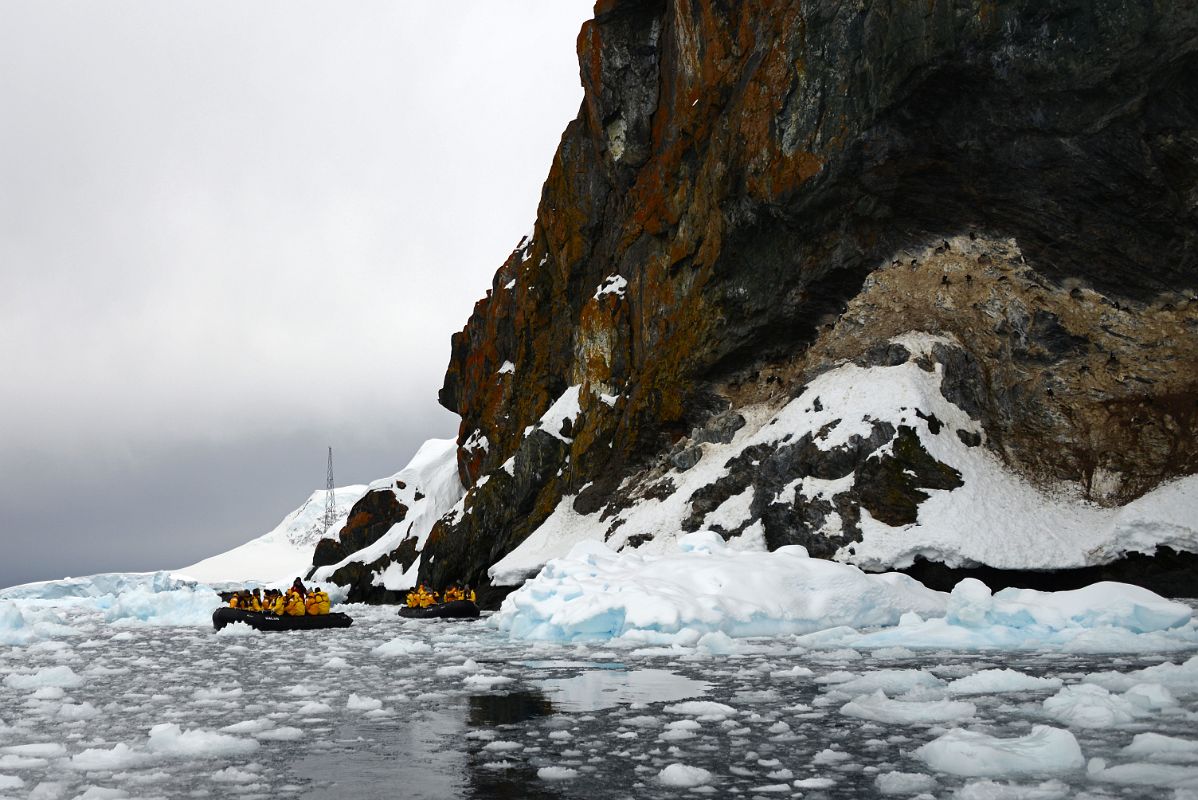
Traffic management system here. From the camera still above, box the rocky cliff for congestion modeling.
[325,0,1198,601]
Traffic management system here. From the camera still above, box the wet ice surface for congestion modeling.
[3,605,1198,799]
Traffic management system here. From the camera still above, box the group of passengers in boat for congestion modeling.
[227,578,332,616]
[405,584,475,608]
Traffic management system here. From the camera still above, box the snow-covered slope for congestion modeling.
[173,485,367,586]
[309,438,464,592]
[490,332,1198,586]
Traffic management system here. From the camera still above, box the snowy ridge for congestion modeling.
[309,438,464,592]
[173,484,368,586]
[490,332,1198,584]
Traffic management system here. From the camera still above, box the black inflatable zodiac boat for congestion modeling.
[397,600,480,619]
[212,607,353,632]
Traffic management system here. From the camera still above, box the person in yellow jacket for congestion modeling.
[271,591,286,615]
[314,588,331,615]
[416,585,438,608]
[228,593,240,609]
[465,586,476,603]
[248,589,263,612]
[405,589,419,608]
[443,586,463,603]
[284,590,306,616]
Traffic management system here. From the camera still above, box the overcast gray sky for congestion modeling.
[0,1,594,588]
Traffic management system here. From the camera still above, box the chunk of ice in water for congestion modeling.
[1041,684,1147,728]
[946,669,1063,695]
[840,690,976,724]
[874,770,937,795]
[1087,757,1198,788]
[4,666,83,690]
[67,743,149,771]
[1122,733,1198,763]
[256,726,303,741]
[916,725,1083,777]
[146,723,259,758]
[346,694,383,712]
[372,637,432,657]
[662,701,736,720]
[657,763,713,787]
[952,778,1071,799]
[537,766,579,780]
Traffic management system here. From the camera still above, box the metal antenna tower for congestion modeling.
[322,446,338,531]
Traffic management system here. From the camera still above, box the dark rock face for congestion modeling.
[419,0,1198,589]
[855,427,964,527]
[306,489,409,601]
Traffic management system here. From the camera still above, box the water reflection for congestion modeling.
[297,712,466,799]
[536,668,710,712]
[468,690,553,726]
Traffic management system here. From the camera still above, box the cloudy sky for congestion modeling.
[0,1,595,588]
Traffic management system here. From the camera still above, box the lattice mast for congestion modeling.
[322,446,338,531]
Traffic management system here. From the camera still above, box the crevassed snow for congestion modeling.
[491,532,947,642]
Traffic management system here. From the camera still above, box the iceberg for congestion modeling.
[491,532,947,642]
[491,532,1196,650]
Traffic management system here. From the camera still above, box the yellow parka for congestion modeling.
[284,592,306,616]
[271,595,286,615]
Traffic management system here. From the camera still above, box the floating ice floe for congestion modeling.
[1083,654,1198,696]
[1041,682,1176,728]
[491,532,947,642]
[946,668,1064,695]
[658,763,713,787]
[916,725,1084,777]
[491,534,1197,652]
[874,771,937,795]
[1086,757,1198,788]
[1121,732,1198,763]
[797,578,1198,653]
[0,572,221,631]
[840,690,976,724]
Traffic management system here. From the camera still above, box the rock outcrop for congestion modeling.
[388,1,1198,595]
